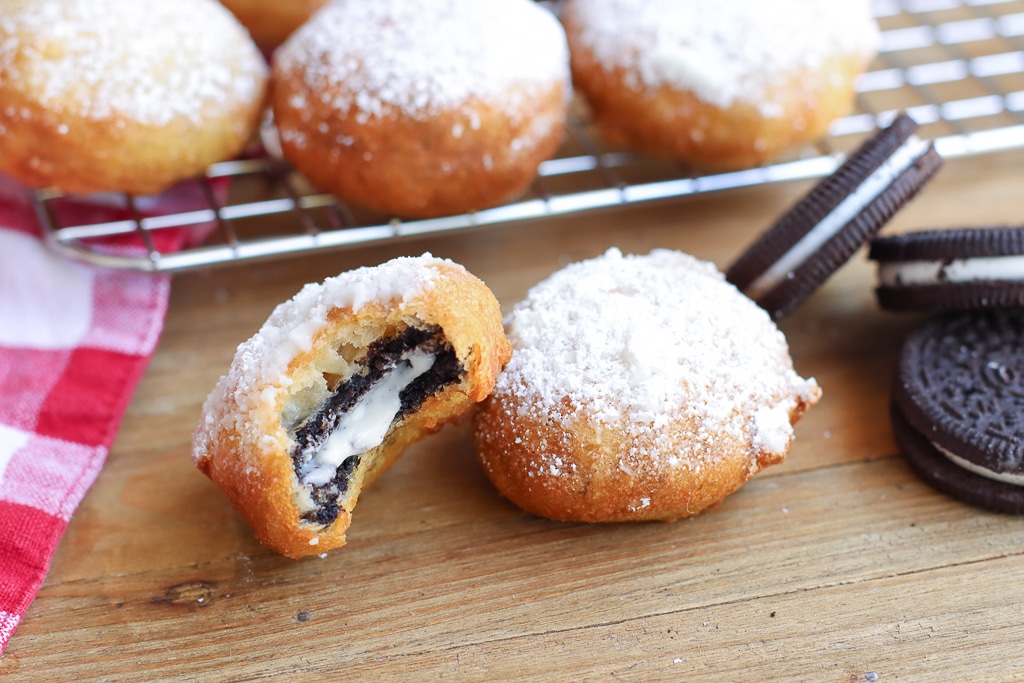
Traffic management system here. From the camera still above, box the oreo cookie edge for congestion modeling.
[892,309,1024,513]
[726,113,944,320]
[869,226,1024,313]
[891,402,1024,514]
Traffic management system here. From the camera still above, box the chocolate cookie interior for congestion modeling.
[285,325,464,525]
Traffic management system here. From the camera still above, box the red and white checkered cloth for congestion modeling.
[0,174,209,655]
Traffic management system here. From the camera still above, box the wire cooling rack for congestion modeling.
[33,0,1024,272]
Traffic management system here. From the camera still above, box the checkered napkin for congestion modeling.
[0,174,207,655]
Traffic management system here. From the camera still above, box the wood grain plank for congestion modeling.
[302,556,1024,683]
[4,448,1024,680]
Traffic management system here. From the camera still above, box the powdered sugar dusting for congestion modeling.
[0,0,266,126]
[567,0,878,113]
[275,0,569,121]
[192,254,448,465]
[496,248,819,475]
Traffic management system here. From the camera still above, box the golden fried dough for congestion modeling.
[193,255,511,558]
[475,249,820,522]
[561,0,878,170]
[271,0,570,219]
[0,0,267,196]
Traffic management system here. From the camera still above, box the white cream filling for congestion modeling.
[879,255,1024,287]
[934,442,1024,487]
[745,135,931,302]
[300,349,436,487]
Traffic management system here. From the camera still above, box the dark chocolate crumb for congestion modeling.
[397,345,461,420]
[770,611,776,618]
[301,454,361,524]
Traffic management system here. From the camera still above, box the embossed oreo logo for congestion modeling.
[900,310,1024,458]
[983,357,1024,397]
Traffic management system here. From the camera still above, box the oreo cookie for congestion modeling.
[892,309,1024,513]
[869,226,1024,312]
[726,113,944,320]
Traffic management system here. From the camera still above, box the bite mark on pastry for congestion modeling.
[290,326,464,525]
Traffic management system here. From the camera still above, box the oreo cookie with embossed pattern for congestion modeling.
[727,113,943,320]
[892,309,1024,513]
[869,226,1024,313]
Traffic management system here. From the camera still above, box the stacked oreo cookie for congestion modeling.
[869,227,1024,513]
[888,311,1024,513]
[869,227,1024,312]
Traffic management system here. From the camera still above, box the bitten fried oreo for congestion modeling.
[192,255,511,558]
[869,226,1024,312]
[726,113,943,320]
[892,310,1024,513]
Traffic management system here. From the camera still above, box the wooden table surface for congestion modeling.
[2,146,1023,682]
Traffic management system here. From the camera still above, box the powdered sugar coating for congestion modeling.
[192,254,447,466]
[495,248,819,477]
[274,0,570,121]
[0,0,266,126]
[566,0,878,114]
